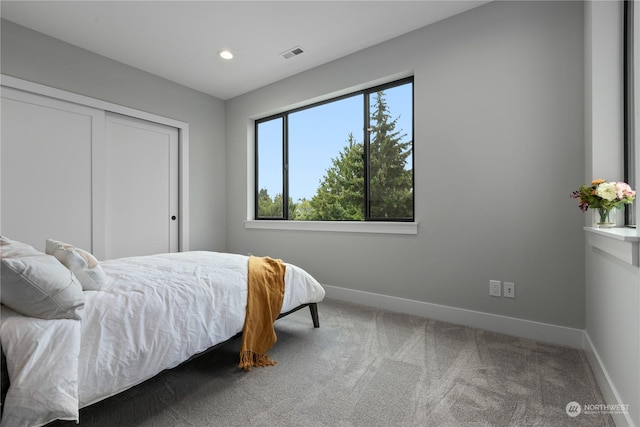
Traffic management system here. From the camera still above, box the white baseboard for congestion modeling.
[322,284,585,348]
[583,333,635,427]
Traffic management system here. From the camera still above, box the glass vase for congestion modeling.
[593,207,615,228]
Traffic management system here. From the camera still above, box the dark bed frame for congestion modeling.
[182,302,319,364]
[0,302,319,420]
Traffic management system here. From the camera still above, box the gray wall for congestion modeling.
[0,19,227,252]
[226,1,586,328]
[1,1,588,330]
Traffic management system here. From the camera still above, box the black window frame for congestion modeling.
[254,77,414,222]
[624,0,636,227]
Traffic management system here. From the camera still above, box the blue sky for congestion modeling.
[258,82,412,202]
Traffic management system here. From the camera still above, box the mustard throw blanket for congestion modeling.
[238,256,286,371]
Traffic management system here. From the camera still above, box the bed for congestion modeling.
[0,236,325,427]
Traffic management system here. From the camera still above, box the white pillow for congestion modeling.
[46,239,108,291]
[1,306,81,426]
[0,254,84,320]
[0,235,41,258]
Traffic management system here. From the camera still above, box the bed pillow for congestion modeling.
[0,254,84,320]
[0,306,81,426]
[46,239,108,291]
[0,235,41,258]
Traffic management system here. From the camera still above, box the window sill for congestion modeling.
[244,220,418,235]
[584,227,640,266]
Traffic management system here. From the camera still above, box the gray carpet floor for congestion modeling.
[50,298,613,426]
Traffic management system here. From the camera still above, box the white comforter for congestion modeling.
[0,251,325,427]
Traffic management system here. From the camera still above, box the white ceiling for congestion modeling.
[1,1,490,100]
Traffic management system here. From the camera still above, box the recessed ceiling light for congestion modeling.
[218,49,233,60]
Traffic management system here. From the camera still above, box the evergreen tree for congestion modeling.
[258,189,312,219]
[257,188,283,217]
[309,133,364,220]
[368,91,413,218]
[290,198,315,220]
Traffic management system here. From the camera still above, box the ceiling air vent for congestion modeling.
[280,46,305,59]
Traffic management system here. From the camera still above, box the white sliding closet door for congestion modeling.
[1,87,104,253]
[105,113,179,259]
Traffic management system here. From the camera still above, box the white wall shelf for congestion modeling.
[584,227,640,267]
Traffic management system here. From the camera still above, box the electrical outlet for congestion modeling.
[504,282,515,298]
[490,280,501,297]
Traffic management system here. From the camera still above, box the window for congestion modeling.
[255,78,414,221]
[624,0,637,227]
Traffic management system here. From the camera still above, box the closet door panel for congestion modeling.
[1,88,104,253]
[105,113,179,259]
